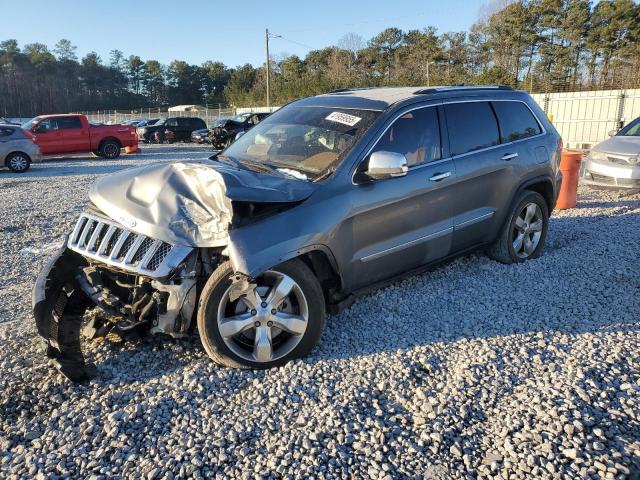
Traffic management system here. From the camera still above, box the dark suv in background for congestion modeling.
[34,86,562,381]
[137,117,207,143]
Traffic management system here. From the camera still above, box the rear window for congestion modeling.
[492,101,541,142]
[0,127,15,137]
[444,102,500,156]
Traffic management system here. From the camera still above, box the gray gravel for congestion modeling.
[0,145,639,479]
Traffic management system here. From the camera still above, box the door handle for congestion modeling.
[429,172,451,182]
[501,153,518,161]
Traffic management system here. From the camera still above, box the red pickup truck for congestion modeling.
[22,114,138,159]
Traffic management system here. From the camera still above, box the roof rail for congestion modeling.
[413,85,514,95]
[327,87,378,94]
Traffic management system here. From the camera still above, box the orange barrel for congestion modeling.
[556,151,582,209]
[125,144,138,154]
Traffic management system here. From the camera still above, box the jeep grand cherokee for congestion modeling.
[33,86,562,381]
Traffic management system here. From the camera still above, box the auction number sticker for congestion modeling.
[325,111,361,126]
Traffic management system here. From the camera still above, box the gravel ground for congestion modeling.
[0,144,639,479]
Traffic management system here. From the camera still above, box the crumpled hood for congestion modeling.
[592,136,640,156]
[89,160,316,247]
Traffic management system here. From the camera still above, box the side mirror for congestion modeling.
[32,124,42,133]
[608,129,618,137]
[365,151,408,180]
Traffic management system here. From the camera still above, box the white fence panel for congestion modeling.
[531,89,640,149]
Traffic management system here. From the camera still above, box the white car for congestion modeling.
[582,116,640,189]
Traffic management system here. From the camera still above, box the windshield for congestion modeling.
[223,106,380,180]
[21,117,39,130]
[618,118,640,136]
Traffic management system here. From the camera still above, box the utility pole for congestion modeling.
[265,28,271,108]
[426,61,435,87]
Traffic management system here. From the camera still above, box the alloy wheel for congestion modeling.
[512,202,543,258]
[104,143,119,158]
[9,154,28,172]
[216,271,309,363]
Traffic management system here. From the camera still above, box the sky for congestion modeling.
[4,0,489,67]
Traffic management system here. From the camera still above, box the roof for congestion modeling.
[295,85,516,111]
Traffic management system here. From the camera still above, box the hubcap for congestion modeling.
[9,155,28,171]
[512,202,543,258]
[217,271,309,363]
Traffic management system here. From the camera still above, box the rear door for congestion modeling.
[176,118,192,140]
[444,100,520,252]
[346,104,456,290]
[55,116,90,152]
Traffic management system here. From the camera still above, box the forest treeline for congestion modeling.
[1,0,638,116]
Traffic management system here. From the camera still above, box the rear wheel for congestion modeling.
[487,190,549,264]
[6,152,31,173]
[197,260,325,369]
[99,140,121,159]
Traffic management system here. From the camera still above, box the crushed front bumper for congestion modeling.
[581,157,640,189]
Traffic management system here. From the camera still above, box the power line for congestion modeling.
[271,34,317,51]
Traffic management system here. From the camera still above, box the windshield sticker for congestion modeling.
[325,111,361,127]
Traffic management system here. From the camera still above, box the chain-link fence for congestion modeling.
[75,106,236,126]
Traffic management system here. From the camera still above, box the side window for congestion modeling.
[0,128,13,137]
[492,101,542,142]
[166,118,178,127]
[38,119,56,132]
[444,102,500,156]
[57,117,82,130]
[371,107,442,167]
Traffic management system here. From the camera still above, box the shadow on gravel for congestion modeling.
[312,209,640,363]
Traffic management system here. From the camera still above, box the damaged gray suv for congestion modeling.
[33,86,562,381]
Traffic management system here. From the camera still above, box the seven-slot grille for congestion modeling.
[68,212,193,278]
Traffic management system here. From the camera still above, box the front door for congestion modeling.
[32,119,60,154]
[345,105,456,291]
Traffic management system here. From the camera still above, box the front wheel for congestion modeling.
[6,152,31,173]
[197,260,325,369]
[486,190,549,264]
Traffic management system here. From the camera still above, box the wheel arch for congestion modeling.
[512,175,555,214]
[229,243,344,307]
[98,136,122,149]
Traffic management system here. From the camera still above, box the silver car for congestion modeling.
[0,125,43,173]
[581,116,640,189]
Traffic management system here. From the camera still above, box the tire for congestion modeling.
[487,190,549,264]
[197,260,325,369]
[151,132,164,144]
[99,140,121,159]
[6,152,31,173]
